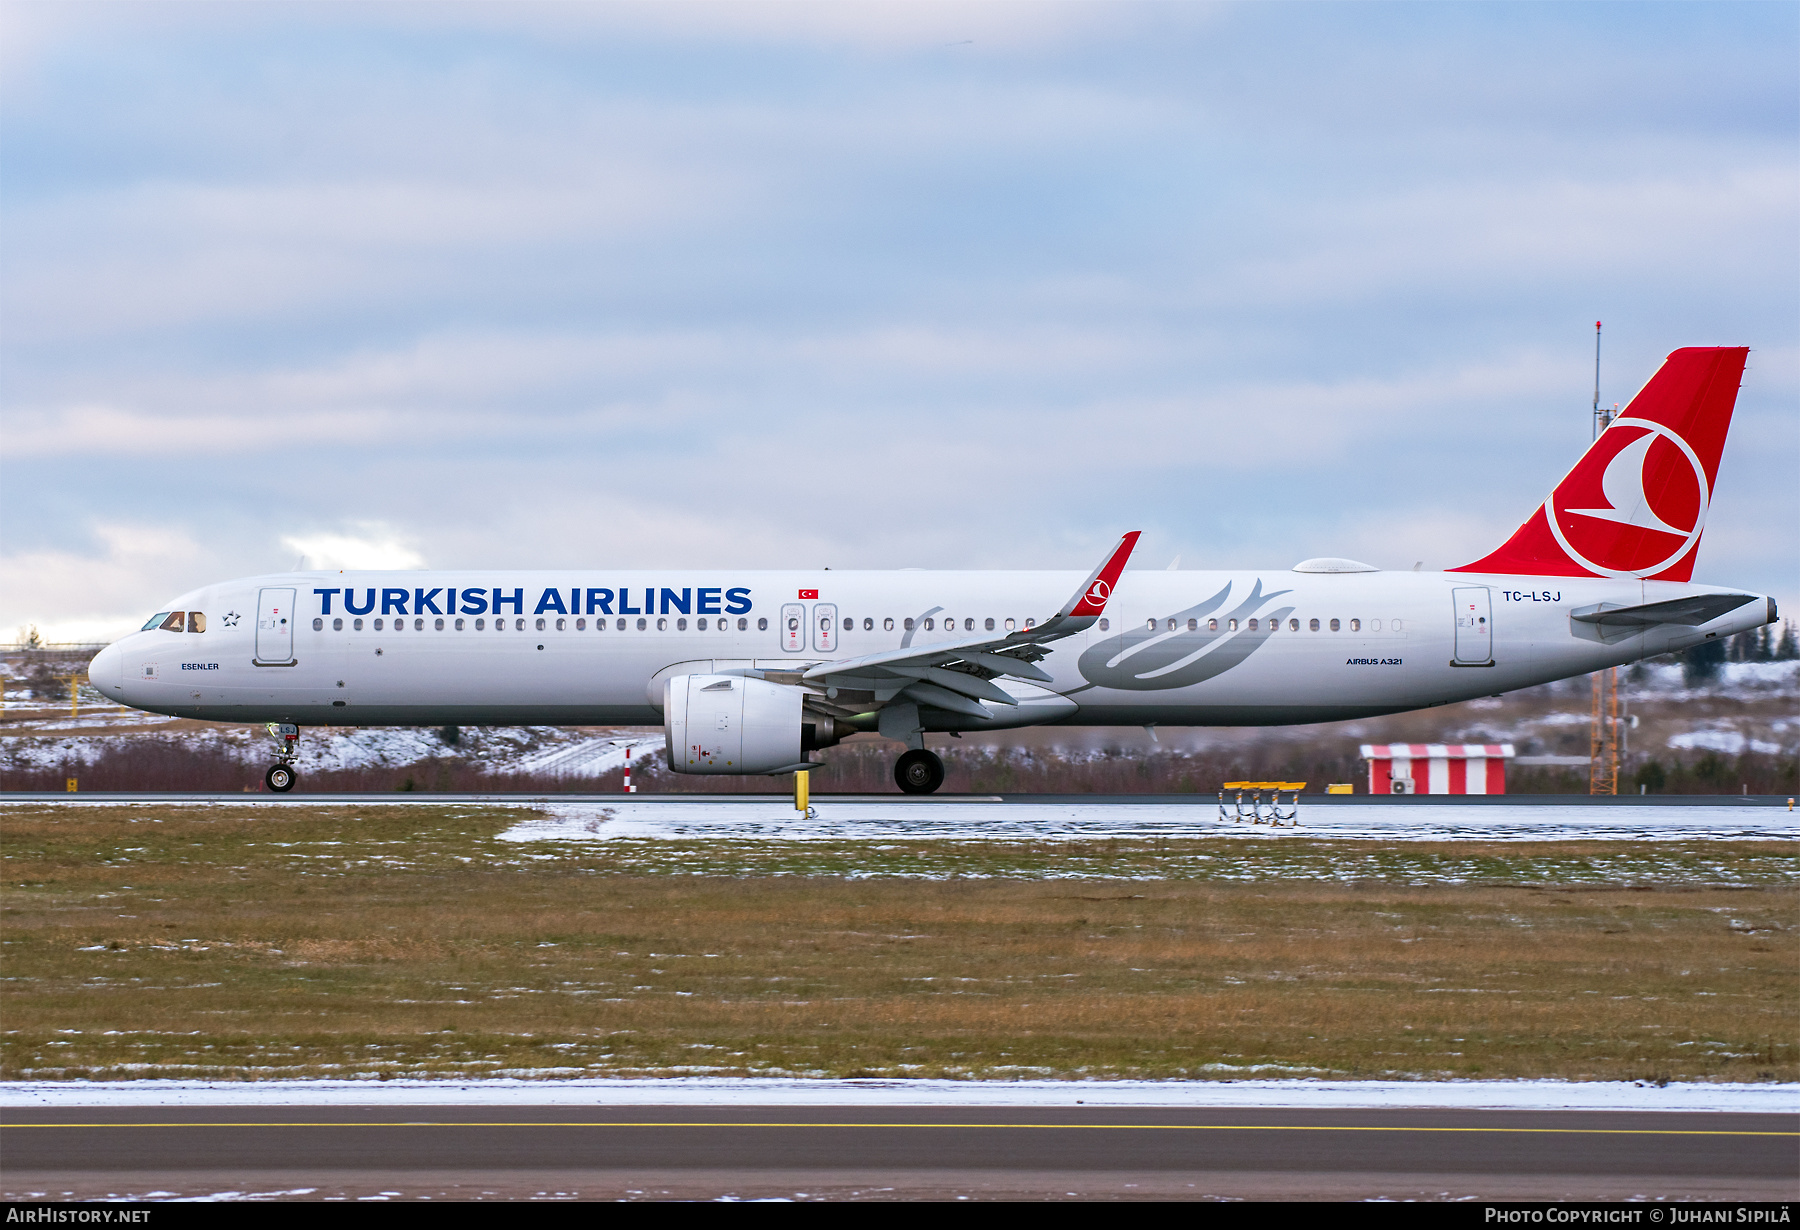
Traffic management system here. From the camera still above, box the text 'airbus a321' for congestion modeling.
[88,346,1776,794]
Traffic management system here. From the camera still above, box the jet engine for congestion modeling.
[664,673,826,775]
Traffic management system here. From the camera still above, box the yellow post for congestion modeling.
[66,777,77,793]
[794,770,809,813]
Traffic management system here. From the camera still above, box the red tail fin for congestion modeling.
[1451,346,1748,581]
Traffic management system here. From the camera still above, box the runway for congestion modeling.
[3,1105,1794,1201]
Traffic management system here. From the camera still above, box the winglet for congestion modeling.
[1060,531,1140,618]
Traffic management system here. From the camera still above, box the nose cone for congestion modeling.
[88,640,124,699]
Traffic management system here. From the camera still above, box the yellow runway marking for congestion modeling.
[3,1122,1793,1137]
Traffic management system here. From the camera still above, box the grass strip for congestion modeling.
[3,803,1794,1084]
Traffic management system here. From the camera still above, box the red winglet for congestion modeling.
[1064,531,1141,617]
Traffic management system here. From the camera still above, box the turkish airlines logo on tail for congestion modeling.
[1547,418,1709,579]
[1085,579,1111,606]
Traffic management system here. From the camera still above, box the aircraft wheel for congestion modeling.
[894,749,945,795]
[266,764,297,793]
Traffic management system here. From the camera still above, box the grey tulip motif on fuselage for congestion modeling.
[1075,579,1296,691]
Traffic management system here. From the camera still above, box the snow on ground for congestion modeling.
[3,1077,1791,1113]
[500,800,1800,844]
[1668,730,1783,755]
[513,734,664,777]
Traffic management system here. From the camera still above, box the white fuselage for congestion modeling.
[87,567,1769,730]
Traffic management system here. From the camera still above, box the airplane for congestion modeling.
[86,346,1776,794]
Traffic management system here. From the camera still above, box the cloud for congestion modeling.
[0,523,211,644]
[281,525,427,572]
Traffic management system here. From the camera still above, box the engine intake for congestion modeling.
[664,674,803,774]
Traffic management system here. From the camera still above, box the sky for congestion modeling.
[2,0,1796,643]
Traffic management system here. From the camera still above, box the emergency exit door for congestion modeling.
[812,603,838,652]
[255,587,296,665]
[1452,587,1492,664]
[780,603,805,653]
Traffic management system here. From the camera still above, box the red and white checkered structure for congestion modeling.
[1360,744,1515,795]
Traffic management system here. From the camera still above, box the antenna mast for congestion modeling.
[1591,320,1607,440]
[1588,318,1620,795]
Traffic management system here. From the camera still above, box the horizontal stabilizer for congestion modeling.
[1570,592,1757,629]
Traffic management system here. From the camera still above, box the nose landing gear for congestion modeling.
[264,723,300,792]
[893,748,945,795]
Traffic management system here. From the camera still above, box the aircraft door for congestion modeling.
[256,588,297,665]
[812,603,837,653]
[780,603,805,653]
[1452,587,1492,664]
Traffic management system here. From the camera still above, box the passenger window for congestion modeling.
[884,618,894,631]
[515,618,525,631]
[1146,618,1156,630]
[1288,618,1298,631]
[1024,618,1035,628]
[923,618,934,631]
[455,618,464,630]
[474,618,484,630]
[696,618,706,631]
[1188,619,1198,631]
[189,612,206,633]
[845,617,854,632]
[619,618,628,631]
[1208,619,1218,631]
[1248,618,1259,631]
[553,618,563,631]
[312,618,323,631]
[961,617,972,632]
[637,618,647,631]
[142,612,172,631]
[159,611,185,632]
[1349,618,1360,631]
[756,618,766,631]
[676,618,687,631]
[1166,618,1177,631]
[1393,619,1403,631]
[904,618,914,631]
[1371,619,1381,631]
[985,617,995,631]
[374,618,384,631]
[576,618,586,630]
[1098,618,1109,631]
[1329,618,1340,632]
[415,618,424,631]
[1228,619,1238,631]
[657,618,668,631]
[864,617,873,631]
[334,618,343,631]
[1309,618,1320,631]
[354,618,364,631]
[1004,618,1015,632]
[536,618,547,631]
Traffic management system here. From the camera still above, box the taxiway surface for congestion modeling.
[3,1105,1793,1202]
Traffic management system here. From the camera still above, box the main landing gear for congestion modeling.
[894,748,945,795]
[264,722,300,793]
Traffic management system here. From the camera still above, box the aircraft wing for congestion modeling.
[798,531,1139,717]
[1570,592,1758,629]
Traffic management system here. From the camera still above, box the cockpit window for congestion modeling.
[158,611,185,633]
[188,612,206,633]
[142,612,172,631]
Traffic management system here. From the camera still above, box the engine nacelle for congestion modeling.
[664,674,804,774]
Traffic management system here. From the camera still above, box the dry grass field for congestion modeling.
[2,803,1794,1084]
